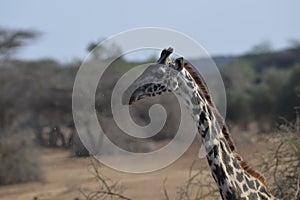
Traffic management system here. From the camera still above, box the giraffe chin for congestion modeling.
[128,92,147,105]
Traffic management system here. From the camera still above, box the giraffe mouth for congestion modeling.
[128,89,147,105]
[124,83,154,105]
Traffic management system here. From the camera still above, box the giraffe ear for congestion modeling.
[174,57,184,71]
[157,47,173,64]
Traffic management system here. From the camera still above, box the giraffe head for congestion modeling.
[123,47,186,105]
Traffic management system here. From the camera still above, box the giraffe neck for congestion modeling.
[199,107,274,200]
[175,68,275,200]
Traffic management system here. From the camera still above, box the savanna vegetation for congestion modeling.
[0,27,299,199]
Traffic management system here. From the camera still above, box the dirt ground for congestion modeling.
[0,131,272,200]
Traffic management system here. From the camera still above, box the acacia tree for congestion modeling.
[0,27,39,63]
[0,27,39,133]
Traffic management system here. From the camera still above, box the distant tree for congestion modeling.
[248,68,290,130]
[221,59,256,129]
[247,41,273,55]
[221,59,255,91]
[86,38,122,60]
[276,64,300,121]
[0,27,39,62]
[288,39,300,51]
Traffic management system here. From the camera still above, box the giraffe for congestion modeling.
[124,48,276,200]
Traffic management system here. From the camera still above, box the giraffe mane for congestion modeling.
[183,62,269,189]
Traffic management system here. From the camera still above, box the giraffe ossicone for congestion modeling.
[124,47,276,200]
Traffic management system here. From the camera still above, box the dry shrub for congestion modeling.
[80,159,131,200]
[0,133,42,185]
[259,114,300,200]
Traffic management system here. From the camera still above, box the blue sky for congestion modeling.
[1,0,299,62]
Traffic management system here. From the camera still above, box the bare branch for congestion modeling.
[81,158,132,200]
